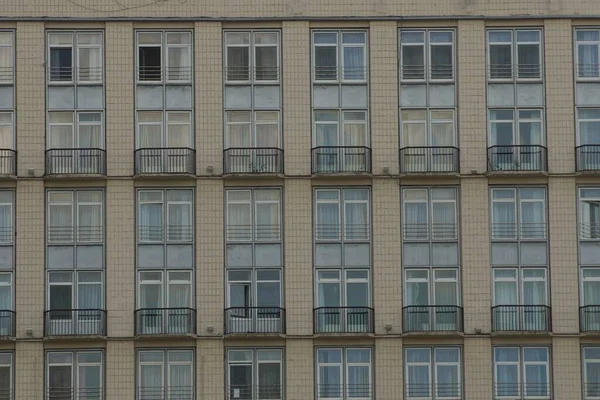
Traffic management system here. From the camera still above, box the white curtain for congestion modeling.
[140,278,162,309]
[140,364,163,395]
[255,32,278,81]
[494,273,517,306]
[167,203,191,242]
[314,32,337,80]
[578,31,600,78]
[431,112,454,147]
[167,112,190,148]
[225,32,250,81]
[49,113,74,149]
[343,113,367,146]
[318,365,341,398]
[167,33,191,81]
[435,351,460,397]
[77,279,101,311]
[227,112,252,148]
[49,203,73,242]
[344,202,367,240]
[401,111,427,147]
[489,32,512,79]
[0,274,10,311]
[78,204,101,243]
[579,109,600,145]
[227,203,251,241]
[495,348,519,397]
[342,32,365,80]
[168,281,190,309]
[0,32,11,83]
[519,120,541,146]
[430,32,453,79]
[316,202,339,240]
[520,201,545,239]
[523,348,548,397]
[517,32,540,78]
[255,202,279,241]
[432,202,455,239]
[0,204,11,244]
[77,32,102,82]
[138,112,163,148]
[0,112,12,149]
[255,112,279,147]
[404,202,428,239]
[492,202,516,239]
[407,280,428,306]
[78,113,102,148]
[169,364,192,399]
[406,349,430,398]
[584,270,600,305]
[139,201,163,242]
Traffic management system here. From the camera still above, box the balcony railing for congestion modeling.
[491,223,547,240]
[0,388,11,400]
[487,145,547,172]
[0,310,15,337]
[223,148,283,174]
[134,148,195,175]
[491,305,551,332]
[577,63,600,79]
[580,305,600,332]
[46,387,103,399]
[225,66,280,82]
[585,382,600,399]
[0,150,16,176]
[226,224,281,242]
[400,64,455,81]
[314,307,374,334]
[403,223,458,241]
[406,383,462,399]
[317,384,372,399]
[400,146,459,173]
[311,146,371,174]
[137,65,193,82]
[227,385,283,400]
[313,66,368,82]
[44,309,106,336]
[138,386,194,400]
[45,148,106,176]
[402,306,463,333]
[576,145,600,171]
[134,308,196,335]
[488,63,541,80]
[225,307,285,334]
[48,66,104,83]
[0,66,13,83]
[494,382,550,399]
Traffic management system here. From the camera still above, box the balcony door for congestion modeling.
[47,271,102,335]
[137,111,191,173]
[316,270,369,333]
[226,111,280,173]
[48,112,102,174]
[405,269,458,331]
[582,269,600,330]
[314,110,368,172]
[138,271,191,334]
[0,273,10,336]
[489,109,543,170]
[493,268,547,331]
[401,109,455,172]
[226,269,282,333]
[578,109,600,170]
[48,361,72,400]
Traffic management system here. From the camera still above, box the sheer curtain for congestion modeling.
[404,201,427,240]
[432,202,456,239]
[78,204,101,243]
[167,112,191,148]
[318,350,341,398]
[258,360,281,398]
[77,275,102,311]
[139,280,162,309]
[430,32,453,79]
[579,109,600,145]
[49,112,74,149]
[492,202,516,239]
[0,201,11,244]
[0,112,13,151]
[168,274,191,333]
[138,112,163,148]
[0,274,10,335]
[316,202,339,240]
[256,202,279,241]
[578,31,600,78]
[406,349,430,398]
[77,32,102,82]
[342,32,365,80]
[49,203,73,243]
[225,33,250,81]
[169,363,192,397]
[347,357,371,397]
[494,270,518,330]
[583,270,600,306]
[78,113,102,149]
[517,31,541,79]
[78,364,101,397]
[342,114,366,147]
[521,201,545,239]
[489,32,512,79]
[314,32,337,81]
[167,33,191,81]
[344,202,367,240]
[585,348,600,398]
[227,202,251,241]
[495,348,519,397]
[523,348,548,397]
[167,203,191,242]
[140,364,163,396]
[435,349,460,397]
[255,32,278,81]
[227,112,252,148]
[401,111,427,147]
[0,32,11,83]
[255,112,279,148]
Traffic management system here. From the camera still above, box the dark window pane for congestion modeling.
[138,47,162,81]
[50,48,72,81]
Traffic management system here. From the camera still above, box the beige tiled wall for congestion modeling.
[4,10,595,400]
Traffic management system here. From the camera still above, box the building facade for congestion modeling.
[1,0,600,399]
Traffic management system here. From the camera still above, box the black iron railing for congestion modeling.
[0,310,15,337]
[406,383,462,399]
[317,384,372,399]
[134,308,196,335]
[487,145,547,172]
[227,385,282,400]
[576,145,600,171]
[402,223,458,240]
[138,386,194,400]
[225,224,281,242]
[494,382,550,398]
[137,66,193,82]
[311,146,371,174]
[313,307,374,334]
[46,386,103,399]
[0,149,16,176]
[223,148,283,174]
[45,148,106,175]
[402,306,463,333]
[48,65,104,82]
[401,64,454,81]
[400,146,459,173]
[134,148,195,175]
[47,226,103,243]
[491,305,551,332]
[580,305,600,332]
[224,307,285,334]
[137,225,193,243]
[44,309,106,336]
[313,66,368,81]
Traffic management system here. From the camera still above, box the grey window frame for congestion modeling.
[492,346,551,400]
[227,348,283,400]
[136,348,195,400]
[315,347,373,400]
[487,29,543,82]
[45,350,104,400]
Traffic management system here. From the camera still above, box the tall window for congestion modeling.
[404,347,461,399]
[0,191,12,338]
[0,352,11,399]
[315,188,369,242]
[584,347,600,399]
[46,190,104,335]
[402,187,458,241]
[580,188,600,240]
[577,109,600,166]
[400,30,454,81]
[316,348,372,400]
[46,351,103,399]
[136,189,194,334]
[227,348,282,400]
[313,31,367,82]
[487,29,542,81]
[401,109,455,148]
[493,347,550,399]
[137,349,194,400]
[226,189,281,242]
[0,31,13,165]
[47,111,103,151]
[136,111,192,150]
[48,31,103,83]
[576,29,600,79]
[137,31,192,82]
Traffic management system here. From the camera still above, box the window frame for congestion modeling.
[401,187,459,242]
[579,187,600,240]
[488,108,545,147]
[135,110,193,150]
[224,30,281,84]
[136,188,194,244]
[490,187,547,241]
[136,30,193,84]
[47,270,104,311]
[47,30,104,85]
[487,28,543,82]
[314,188,371,243]
[46,350,104,400]
[493,346,551,400]
[46,189,104,245]
[404,268,460,307]
[224,110,282,149]
[226,348,283,400]
[0,352,12,400]
[404,347,462,400]
[137,348,195,400]
[315,347,372,400]
[400,108,457,147]
[399,29,455,83]
[315,268,371,309]
[575,28,600,81]
[311,30,368,84]
[46,110,105,150]
[492,267,548,307]
[0,30,14,85]
[0,190,14,245]
[136,270,193,309]
[225,188,282,243]
[226,268,282,309]
[583,347,600,400]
